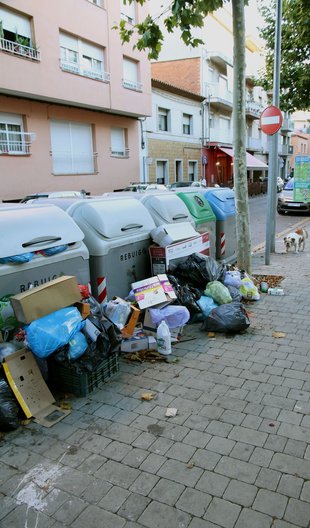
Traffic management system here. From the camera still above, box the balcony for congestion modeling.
[122,79,143,92]
[207,51,233,68]
[0,132,35,155]
[51,152,98,175]
[280,144,293,156]
[206,83,233,111]
[247,137,263,151]
[281,117,294,133]
[0,37,40,61]
[245,100,263,119]
[209,127,232,145]
[110,147,130,158]
[59,60,110,82]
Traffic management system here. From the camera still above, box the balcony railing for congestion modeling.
[245,100,263,118]
[281,117,294,132]
[206,83,233,109]
[122,79,143,92]
[110,147,130,158]
[0,132,34,155]
[209,127,232,144]
[51,152,98,174]
[59,60,110,82]
[247,137,263,150]
[0,37,40,61]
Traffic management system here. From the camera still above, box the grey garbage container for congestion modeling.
[67,197,156,302]
[0,203,90,297]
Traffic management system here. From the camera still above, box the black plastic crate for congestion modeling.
[48,353,119,397]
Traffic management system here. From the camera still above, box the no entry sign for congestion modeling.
[260,105,283,135]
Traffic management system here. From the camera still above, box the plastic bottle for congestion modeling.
[156,320,172,355]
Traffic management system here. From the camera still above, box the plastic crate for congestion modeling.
[48,352,119,397]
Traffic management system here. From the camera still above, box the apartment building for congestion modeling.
[142,78,204,185]
[148,2,293,189]
[290,132,310,175]
[0,0,151,201]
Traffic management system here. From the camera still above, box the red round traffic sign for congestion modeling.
[260,105,283,135]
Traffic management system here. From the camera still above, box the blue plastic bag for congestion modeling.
[68,331,88,360]
[149,305,190,329]
[39,245,68,256]
[0,253,34,264]
[26,307,85,358]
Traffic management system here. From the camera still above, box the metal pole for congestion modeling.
[265,0,282,264]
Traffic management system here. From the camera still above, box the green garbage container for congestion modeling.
[176,191,217,259]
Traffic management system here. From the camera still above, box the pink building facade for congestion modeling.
[0,0,152,201]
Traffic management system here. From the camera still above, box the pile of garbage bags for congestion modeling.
[167,253,258,333]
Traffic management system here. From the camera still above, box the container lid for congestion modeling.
[0,204,85,258]
[204,188,236,218]
[67,198,156,239]
[176,192,216,222]
[140,193,193,225]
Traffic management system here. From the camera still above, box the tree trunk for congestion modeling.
[232,0,252,273]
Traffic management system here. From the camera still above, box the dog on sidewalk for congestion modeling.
[283,228,308,253]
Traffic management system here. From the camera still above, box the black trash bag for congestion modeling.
[226,285,242,303]
[201,302,250,333]
[0,376,20,431]
[172,253,226,288]
[88,315,122,356]
[167,275,202,313]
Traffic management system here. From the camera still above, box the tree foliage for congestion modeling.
[257,0,310,111]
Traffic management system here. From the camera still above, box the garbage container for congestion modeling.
[203,188,237,264]
[139,192,195,227]
[0,203,90,297]
[176,191,217,259]
[67,197,156,302]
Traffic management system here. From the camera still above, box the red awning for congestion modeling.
[218,147,268,170]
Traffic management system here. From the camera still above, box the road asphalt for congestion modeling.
[0,219,309,528]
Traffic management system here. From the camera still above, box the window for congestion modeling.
[183,114,192,135]
[111,128,128,157]
[158,107,170,132]
[122,57,142,91]
[120,0,135,23]
[0,6,40,60]
[156,160,168,184]
[175,160,183,182]
[50,120,95,174]
[59,32,109,82]
[0,113,32,155]
[188,161,198,182]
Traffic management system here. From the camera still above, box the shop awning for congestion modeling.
[219,147,268,170]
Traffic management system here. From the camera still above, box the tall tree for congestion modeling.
[117,0,252,271]
[257,0,310,112]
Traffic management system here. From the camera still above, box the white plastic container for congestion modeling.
[156,320,172,355]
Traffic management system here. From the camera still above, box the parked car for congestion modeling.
[115,183,167,192]
[277,178,310,215]
[21,190,85,203]
[277,176,284,193]
[169,181,206,189]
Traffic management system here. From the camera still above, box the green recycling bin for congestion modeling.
[176,191,216,259]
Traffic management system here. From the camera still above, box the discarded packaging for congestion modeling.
[268,288,284,296]
[165,407,178,417]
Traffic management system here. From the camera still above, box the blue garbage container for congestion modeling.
[203,188,237,265]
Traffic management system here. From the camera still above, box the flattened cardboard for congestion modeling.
[2,348,70,427]
[121,304,140,338]
[121,335,157,353]
[132,274,176,310]
[149,232,210,275]
[11,276,81,324]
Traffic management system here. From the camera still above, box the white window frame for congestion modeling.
[120,0,135,24]
[156,160,169,185]
[188,160,198,182]
[50,120,96,175]
[158,107,170,132]
[183,113,193,135]
[0,113,32,155]
[0,5,40,60]
[110,127,129,158]
[174,159,183,182]
[59,32,109,82]
[122,57,142,91]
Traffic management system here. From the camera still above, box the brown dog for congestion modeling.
[284,228,308,253]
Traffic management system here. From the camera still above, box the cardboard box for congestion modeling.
[149,232,210,275]
[132,274,176,310]
[2,348,71,427]
[151,222,198,246]
[121,304,141,338]
[10,276,81,324]
[121,335,157,353]
[75,301,91,319]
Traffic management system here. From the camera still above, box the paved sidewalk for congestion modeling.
[1,221,310,528]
